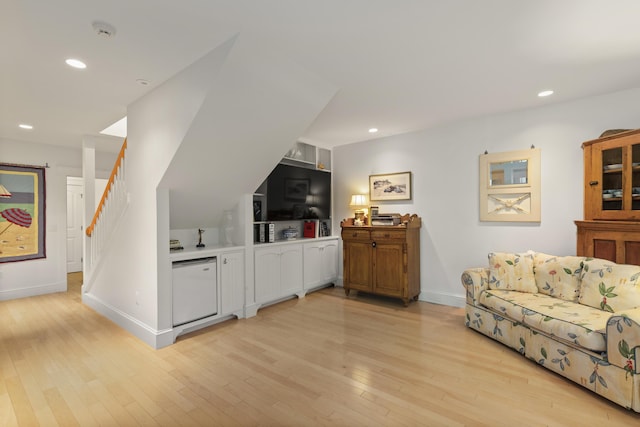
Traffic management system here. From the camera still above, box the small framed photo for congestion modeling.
[369,172,412,201]
[253,200,262,222]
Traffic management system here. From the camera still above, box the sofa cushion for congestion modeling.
[579,258,640,313]
[488,252,537,293]
[533,253,585,302]
[479,289,608,352]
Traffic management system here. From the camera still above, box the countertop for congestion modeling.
[170,236,339,261]
[169,244,244,261]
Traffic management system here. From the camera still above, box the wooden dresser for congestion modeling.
[341,214,421,305]
[576,129,640,264]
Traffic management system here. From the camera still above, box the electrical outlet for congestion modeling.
[135,290,140,306]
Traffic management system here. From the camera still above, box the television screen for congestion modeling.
[263,164,331,220]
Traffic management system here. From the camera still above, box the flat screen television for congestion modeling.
[260,163,331,221]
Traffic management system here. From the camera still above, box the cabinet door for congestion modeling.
[577,222,640,265]
[588,136,640,220]
[321,240,338,283]
[372,242,405,297]
[304,240,339,290]
[303,243,323,289]
[344,241,372,292]
[220,251,244,316]
[254,247,281,303]
[280,245,303,295]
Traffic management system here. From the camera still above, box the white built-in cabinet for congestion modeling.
[169,141,335,343]
[219,250,244,317]
[253,237,339,309]
[254,243,304,304]
[169,247,246,343]
[303,239,338,291]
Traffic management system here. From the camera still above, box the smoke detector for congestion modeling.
[92,21,117,38]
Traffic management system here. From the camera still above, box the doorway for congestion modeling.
[66,176,108,273]
[66,177,83,273]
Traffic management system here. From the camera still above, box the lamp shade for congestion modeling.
[349,194,367,208]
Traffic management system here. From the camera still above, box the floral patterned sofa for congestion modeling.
[461,251,640,411]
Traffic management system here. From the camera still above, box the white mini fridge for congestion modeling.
[172,257,217,326]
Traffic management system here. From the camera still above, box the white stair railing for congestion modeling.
[85,139,128,274]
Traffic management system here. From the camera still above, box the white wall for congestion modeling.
[333,87,640,307]
[0,138,115,300]
[82,35,234,346]
[84,32,336,348]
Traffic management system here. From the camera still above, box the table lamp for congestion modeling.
[349,194,368,225]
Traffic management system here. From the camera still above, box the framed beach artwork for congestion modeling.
[369,171,412,201]
[0,163,46,263]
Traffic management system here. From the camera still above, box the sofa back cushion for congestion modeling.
[579,258,640,312]
[488,252,537,293]
[533,253,585,302]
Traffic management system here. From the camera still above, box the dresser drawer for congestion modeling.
[342,229,371,241]
[371,229,406,241]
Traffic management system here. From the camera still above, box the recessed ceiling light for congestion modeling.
[65,58,87,69]
[19,124,33,130]
[538,90,554,97]
[369,128,379,133]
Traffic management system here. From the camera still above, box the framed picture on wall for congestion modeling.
[369,171,412,201]
[0,163,46,263]
[479,148,541,222]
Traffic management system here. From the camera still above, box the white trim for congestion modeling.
[0,281,66,301]
[419,291,465,308]
[81,292,244,349]
[82,292,171,349]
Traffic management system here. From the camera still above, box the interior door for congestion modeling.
[66,178,83,272]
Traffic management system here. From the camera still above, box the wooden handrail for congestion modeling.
[86,139,127,236]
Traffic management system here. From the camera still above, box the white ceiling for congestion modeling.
[3,0,640,153]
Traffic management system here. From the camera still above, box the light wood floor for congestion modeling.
[1,274,639,426]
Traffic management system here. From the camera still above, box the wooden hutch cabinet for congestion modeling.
[576,129,640,264]
[341,214,421,306]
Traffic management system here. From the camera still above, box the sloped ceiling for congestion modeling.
[158,34,337,229]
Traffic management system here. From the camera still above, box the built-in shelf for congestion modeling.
[282,141,331,172]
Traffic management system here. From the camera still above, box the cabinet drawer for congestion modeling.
[371,230,406,241]
[342,229,371,241]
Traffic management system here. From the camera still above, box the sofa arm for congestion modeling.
[606,307,640,374]
[461,268,489,306]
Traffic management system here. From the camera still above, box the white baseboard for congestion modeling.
[338,275,464,308]
[419,290,465,308]
[0,281,66,301]
[82,292,172,349]
[81,292,245,349]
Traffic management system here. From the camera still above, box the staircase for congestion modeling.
[85,139,129,276]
